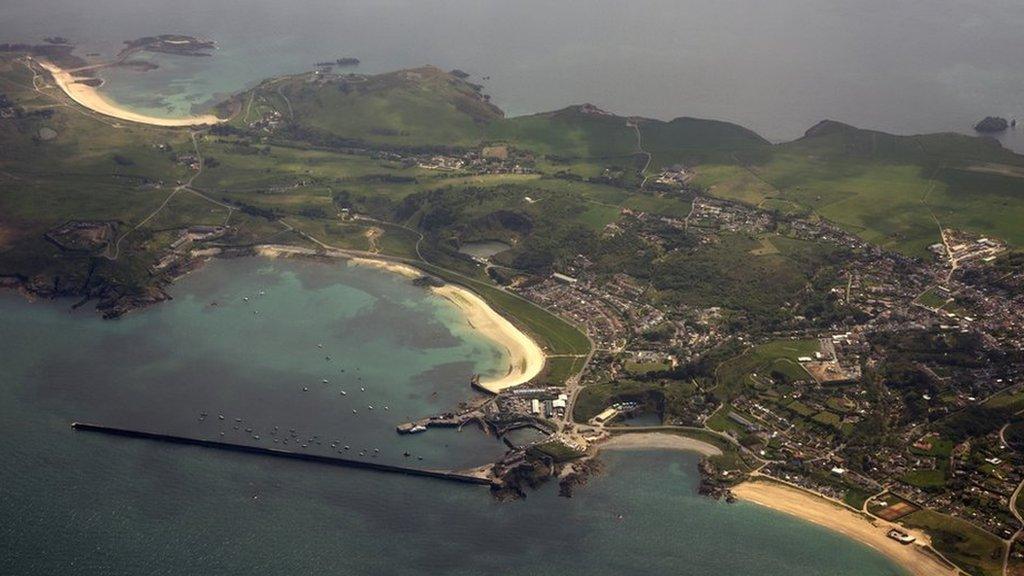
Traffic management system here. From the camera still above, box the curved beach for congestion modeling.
[259,249,546,391]
[36,59,224,127]
[732,480,958,576]
[430,284,545,393]
[343,256,545,392]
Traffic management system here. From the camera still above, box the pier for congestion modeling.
[396,409,487,434]
[71,422,494,486]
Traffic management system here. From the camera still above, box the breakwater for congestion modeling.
[71,422,493,486]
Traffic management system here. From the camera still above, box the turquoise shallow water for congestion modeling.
[0,257,907,575]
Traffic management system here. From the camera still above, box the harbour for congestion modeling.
[71,422,494,486]
[0,243,908,576]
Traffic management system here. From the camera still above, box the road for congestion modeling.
[107,130,231,259]
[1002,421,1024,576]
[629,120,652,189]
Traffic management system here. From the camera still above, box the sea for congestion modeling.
[0,258,906,575]
[0,1,985,572]
[2,0,1024,150]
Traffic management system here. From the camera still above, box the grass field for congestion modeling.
[714,338,819,398]
[901,509,1005,576]
[572,379,697,422]
[683,121,1024,256]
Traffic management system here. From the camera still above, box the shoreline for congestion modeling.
[597,432,722,456]
[429,284,545,392]
[35,59,224,127]
[257,246,546,392]
[732,480,958,576]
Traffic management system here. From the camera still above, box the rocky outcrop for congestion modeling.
[974,116,1009,133]
[558,457,604,498]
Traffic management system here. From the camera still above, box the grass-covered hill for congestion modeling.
[2,51,1024,321]
[233,64,1024,258]
[234,66,502,150]
[686,120,1024,256]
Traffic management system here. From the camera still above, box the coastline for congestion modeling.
[732,480,959,576]
[258,246,546,392]
[597,432,722,456]
[35,59,224,127]
[429,284,545,393]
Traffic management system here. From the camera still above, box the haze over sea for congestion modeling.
[0,2,997,573]
[2,0,1024,150]
[0,258,905,575]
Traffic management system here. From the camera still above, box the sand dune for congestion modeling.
[37,59,224,127]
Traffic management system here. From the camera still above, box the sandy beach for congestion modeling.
[36,59,224,127]
[346,257,422,279]
[258,248,546,392]
[431,284,545,392]
[255,245,319,258]
[598,432,722,456]
[732,480,959,576]
[348,256,545,392]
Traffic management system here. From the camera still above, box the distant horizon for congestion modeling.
[4,0,1024,151]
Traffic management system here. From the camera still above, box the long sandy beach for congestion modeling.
[732,480,959,576]
[346,256,545,391]
[430,284,545,392]
[258,248,546,391]
[36,59,224,127]
[343,255,546,391]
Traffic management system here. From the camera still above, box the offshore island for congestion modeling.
[4,38,1024,576]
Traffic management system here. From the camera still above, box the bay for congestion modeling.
[0,257,906,575]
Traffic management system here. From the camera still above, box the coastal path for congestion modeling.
[629,120,652,189]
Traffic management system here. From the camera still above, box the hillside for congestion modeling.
[3,52,1024,317]
[232,66,503,149]
[682,120,1024,256]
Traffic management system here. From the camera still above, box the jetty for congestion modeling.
[71,422,493,486]
[396,409,486,434]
